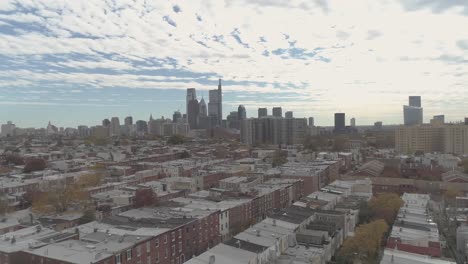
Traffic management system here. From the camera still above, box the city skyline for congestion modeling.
[2,0,468,127]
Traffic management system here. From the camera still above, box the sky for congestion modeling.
[1,0,468,128]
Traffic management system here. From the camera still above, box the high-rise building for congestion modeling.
[374,121,383,130]
[227,111,240,129]
[187,99,199,129]
[124,116,133,126]
[409,96,421,107]
[404,96,423,126]
[0,121,16,137]
[432,115,445,124]
[285,111,293,118]
[208,79,223,127]
[77,125,90,137]
[173,111,182,123]
[308,117,315,127]
[135,120,148,134]
[465,118,468,125]
[272,107,282,117]
[186,88,197,115]
[199,98,207,117]
[110,117,120,136]
[350,118,356,127]
[241,117,308,146]
[444,124,468,155]
[258,108,267,118]
[334,113,345,134]
[395,124,444,153]
[102,119,110,127]
[238,105,246,120]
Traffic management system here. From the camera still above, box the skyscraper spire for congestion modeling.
[218,79,222,91]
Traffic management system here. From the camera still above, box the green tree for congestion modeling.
[369,193,403,225]
[167,134,186,145]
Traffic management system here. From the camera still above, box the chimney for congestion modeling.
[256,230,260,237]
[209,255,216,264]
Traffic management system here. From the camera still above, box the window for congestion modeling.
[179,241,182,252]
[137,245,141,257]
[146,241,151,253]
[164,235,168,244]
[171,232,175,242]
[126,249,132,261]
[115,254,121,264]
[178,229,182,238]
[165,247,168,258]
[156,251,160,263]
[155,238,159,247]
[172,245,175,256]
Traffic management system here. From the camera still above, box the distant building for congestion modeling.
[135,120,148,134]
[409,95,421,107]
[0,121,16,137]
[102,118,110,127]
[334,113,345,134]
[227,111,240,130]
[258,108,268,118]
[77,125,90,137]
[187,99,199,129]
[124,116,133,126]
[110,117,120,136]
[350,117,356,127]
[433,115,445,123]
[444,124,468,155]
[241,117,308,146]
[285,111,293,118]
[238,105,246,120]
[374,121,383,130]
[395,124,444,153]
[404,96,423,126]
[90,125,108,139]
[308,117,315,127]
[173,111,182,123]
[208,79,223,127]
[272,107,282,117]
[199,98,207,117]
[186,88,196,115]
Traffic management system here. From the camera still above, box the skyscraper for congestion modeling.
[285,111,293,118]
[186,88,197,115]
[334,113,345,134]
[199,98,207,117]
[238,105,246,120]
[110,117,120,136]
[272,107,282,117]
[124,116,133,126]
[433,115,445,123]
[403,96,423,126]
[173,111,182,123]
[102,119,110,127]
[350,117,356,127]
[208,79,223,127]
[187,99,199,129]
[258,108,267,118]
[409,96,421,107]
[136,120,148,134]
[308,117,315,127]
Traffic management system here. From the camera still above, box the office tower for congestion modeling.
[0,121,16,137]
[186,88,197,115]
[374,121,383,130]
[199,98,207,117]
[308,117,315,127]
[272,107,282,117]
[395,125,444,153]
[124,116,133,126]
[409,96,421,107]
[135,120,148,134]
[404,96,423,126]
[258,108,267,118]
[173,111,182,123]
[238,105,246,120]
[350,118,356,127]
[227,111,240,129]
[110,117,120,136]
[102,119,110,127]
[465,118,468,125]
[77,125,90,137]
[334,113,345,134]
[285,111,293,118]
[208,79,223,127]
[187,99,199,129]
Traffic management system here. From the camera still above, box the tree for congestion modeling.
[459,159,468,174]
[32,184,89,214]
[369,193,403,225]
[79,208,96,225]
[332,136,348,152]
[0,192,9,216]
[76,173,104,188]
[134,188,157,208]
[3,154,24,166]
[23,158,47,173]
[358,200,374,224]
[338,219,389,264]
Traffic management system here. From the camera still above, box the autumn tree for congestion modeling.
[76,172,104,188]
[444,187,461,207]
[32,184,89,214]
[167,134,186,145]
[369,193,403,225]
[23,158,47,173]
[338,219,389,264]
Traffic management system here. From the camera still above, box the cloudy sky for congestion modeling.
[1,0,468,128]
